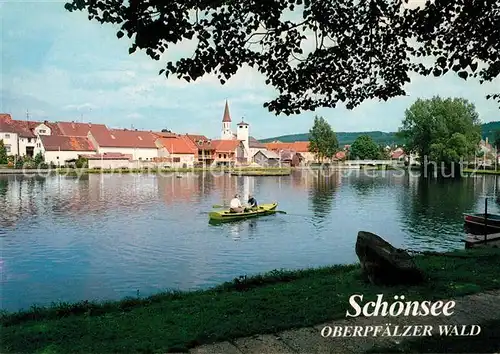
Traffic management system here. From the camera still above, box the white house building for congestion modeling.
[87,128,159,161]
[39,135,96,165]
[155,135,196,167]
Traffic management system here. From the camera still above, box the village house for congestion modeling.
[391,147,406,162]
[0,114,54,157]
[154,134,196,168]
[38,135,95,165]
[184,134,216,166]
[87,128,158,161]
[252,149,280,167]
[264,141,314,164]
[80,153,133,169]
[210,140,243,166]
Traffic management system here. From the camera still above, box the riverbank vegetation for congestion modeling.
[2,248,500,353]
[398,97,482,169]
[308,116,339,162]
[462,168,500,175]
[54,166,292,175]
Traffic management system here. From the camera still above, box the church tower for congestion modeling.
[237,119,250,160]
[221,100,233,140]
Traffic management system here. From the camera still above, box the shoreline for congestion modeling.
[2,248,499,353]
[462,168,500,175]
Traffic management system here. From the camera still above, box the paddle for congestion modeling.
[211,204,286,214]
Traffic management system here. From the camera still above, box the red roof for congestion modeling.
[156,136,196,154]
[57,122,109,137]
[212,139,241,152]
[222,101,231,123]
[40,135,95,151]
[0,114,39,137]
[42,122,64,135]
[391,150,405,159]
[265,141,310,152]
[92,129,157,148]
[185,134,215,150]
[335,151,346,159]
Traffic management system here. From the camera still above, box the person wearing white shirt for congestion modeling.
[230,194,244,213]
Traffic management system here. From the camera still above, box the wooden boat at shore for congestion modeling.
[209,203,278,222]
[463,213,500,232]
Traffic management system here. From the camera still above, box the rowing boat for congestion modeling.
[463,212,500,232]
[209,202,278,222]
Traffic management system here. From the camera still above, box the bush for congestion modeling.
[75,157,88,168]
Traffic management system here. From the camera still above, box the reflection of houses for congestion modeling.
[212,174,238,202]
[157,174,200,205]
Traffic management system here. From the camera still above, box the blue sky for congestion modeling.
[1,1,499,139]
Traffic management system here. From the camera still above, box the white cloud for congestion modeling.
[126,112,144,120]
[62,103,97,111]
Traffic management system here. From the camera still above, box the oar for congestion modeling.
[211,204,287,214]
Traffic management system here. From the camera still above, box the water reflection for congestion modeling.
[308,171,339,221]
[0,171,490,311]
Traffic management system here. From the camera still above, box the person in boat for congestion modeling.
[229,194,244,213]
[247,194,258,210]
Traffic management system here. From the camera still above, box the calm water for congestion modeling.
[1,170,499,311]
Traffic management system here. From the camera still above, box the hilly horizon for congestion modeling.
[259,121,500,146]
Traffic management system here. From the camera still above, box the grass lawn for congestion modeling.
[367,318,500,353]
[55,167,292,175]
[1,249,500,353]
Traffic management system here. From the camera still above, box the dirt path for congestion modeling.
[189,290,500,353]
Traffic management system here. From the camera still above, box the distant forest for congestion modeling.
[259,121,500,146]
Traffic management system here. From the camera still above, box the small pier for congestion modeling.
[463,233,500,248]
[463,195,500,248]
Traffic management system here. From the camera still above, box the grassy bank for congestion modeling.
[367,318,500,353]
[55,167,292,175]
[230,171,291,176]
[462,168,500,175]
[1,248,500,353]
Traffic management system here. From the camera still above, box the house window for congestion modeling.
[218,154,222,158]
[5,145,11,153]
[4,134,10,139]
[224,154,227,158]
[39,129,46,134]
[173,157,181,163]
[27,138,32,143]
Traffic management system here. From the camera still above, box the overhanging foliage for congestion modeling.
[64,0,500,115]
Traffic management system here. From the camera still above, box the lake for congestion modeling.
[1,170,498,311]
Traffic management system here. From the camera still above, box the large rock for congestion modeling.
[355,231,424,286]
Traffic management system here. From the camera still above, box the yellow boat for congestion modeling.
[208,203,278,222]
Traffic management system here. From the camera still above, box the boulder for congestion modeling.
[355,231,424,286]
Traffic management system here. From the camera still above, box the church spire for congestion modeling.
[222,100,231,123]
